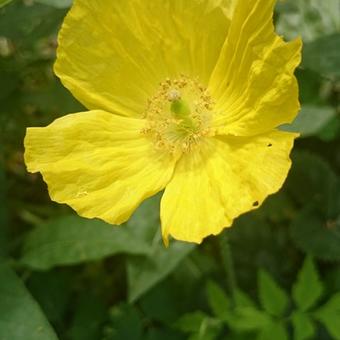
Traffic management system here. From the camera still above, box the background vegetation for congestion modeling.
[1,0,340,339]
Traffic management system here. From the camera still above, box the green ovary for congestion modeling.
[170,98,197,133]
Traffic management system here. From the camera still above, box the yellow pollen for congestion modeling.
[168,89,181,102]
[141,75,214,154]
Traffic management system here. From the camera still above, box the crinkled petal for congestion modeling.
[208,0,302,136]
[55,0,230,117]
[161,131,298,244]
[219,0,237,19]
[25,111,177,224]
[160,141,229,245]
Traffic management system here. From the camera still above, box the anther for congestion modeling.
[168,89,181,102]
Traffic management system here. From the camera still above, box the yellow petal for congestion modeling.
[160,141,230,245]
[55,0,230,117]
[25,110,177,224]
[208,0,302,136]
[161,130,298,244]
[219,0,237,19]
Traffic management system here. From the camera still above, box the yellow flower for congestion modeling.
[24,0,302,245]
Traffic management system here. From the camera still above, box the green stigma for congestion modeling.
[168,90,196,132]
[170,98,191,118]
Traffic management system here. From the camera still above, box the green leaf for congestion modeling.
[68,294,106,340]
[295,68,323,105]
[0,262,58,340]
[257,321,288,340]
[287,151,338,207]
[318,116,340,142]
[303,34,340,80]
[0,0,13,8]
[127,240,194,302]
[276,0,340,42]
[291,311,315,340]
[288,152,340,260]
[206,280,231,321]
[0,162,8,257]
[21,214,150,270]
[290,205,340,261]
[175,312,221,340]
[139,280,181,324]
[292,257,323,311]
[282,105,336,138]
[228,214,295,292]
[34,0,72,8]
[126,196,195,302]
[145,328,185,340]
[0,2,67,53]
[125,194,161,242]
[229,307,271,332]
[234,289,257,308]
[255,192,295,223]
[27,271,71,325]
[314,293,340,339]
[104,304,142,340]
[258,270,289,317]
[175,311,211,333]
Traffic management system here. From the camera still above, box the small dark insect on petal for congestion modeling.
[253,201,259,207]
[267,143,272,147]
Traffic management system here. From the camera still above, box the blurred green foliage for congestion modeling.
[0,0,340,339]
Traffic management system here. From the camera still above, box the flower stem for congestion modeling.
[219,229,238,306]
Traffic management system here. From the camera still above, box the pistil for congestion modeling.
[142,75,214,154]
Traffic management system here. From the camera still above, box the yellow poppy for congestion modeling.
[24,0,302,245]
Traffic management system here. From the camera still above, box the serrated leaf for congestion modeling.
[292,257,323,311]
[234,288,256,308]
[206,280,231,321]
[258,321,288,340]
[314,293,340,340]
[229,307,271,332]
[175,311,222,340]
[21,214,150,270]
[291,311,315,340]
[281,105,336,138]
[175,311,210,333]
[258,270,289,317]
[0,263,58,340]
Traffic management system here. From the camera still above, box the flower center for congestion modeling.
[142,75,214,154]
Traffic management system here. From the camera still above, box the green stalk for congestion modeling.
[219,229,238,306]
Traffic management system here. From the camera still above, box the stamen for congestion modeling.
[142,75,214,154]
[168,89,181,102]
